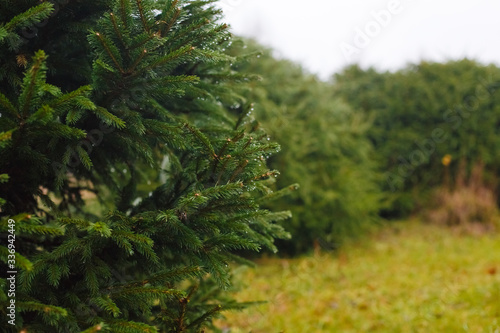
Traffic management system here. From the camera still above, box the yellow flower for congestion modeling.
[442,154,452,166]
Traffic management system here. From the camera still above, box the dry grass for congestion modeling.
[215,222,500,332]
[427,161,498,231]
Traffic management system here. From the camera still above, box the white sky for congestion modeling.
[218,0,500,79]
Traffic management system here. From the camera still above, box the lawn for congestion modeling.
[216,222,500,332]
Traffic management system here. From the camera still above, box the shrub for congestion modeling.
[334,61,500,218]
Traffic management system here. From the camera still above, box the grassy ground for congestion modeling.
[216,222,500,333]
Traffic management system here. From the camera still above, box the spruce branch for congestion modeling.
[127,49,148,74]
[79,323,107,333]
[109,12,127,49]
[135,0,151,33]
[141,44,194,73]
[93,107,126,129]
[17,301,68,319]
[108,320,158,333]
[183,123,217,159]
[119,0,133,30]
[0,92,17,117]
[229,159,248,183]
[19,50,47,117]
[160,0,181,36]
[0,2,54,47]
[92,31,125,74]
[185,304,222,330]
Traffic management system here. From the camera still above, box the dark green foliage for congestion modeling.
[334,61,500,216]
[226,40,384,254]
[0,1,291,331]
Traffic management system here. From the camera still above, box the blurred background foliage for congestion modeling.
[227,40,385,254]
[223,41,500,254]
[334,61,500,219]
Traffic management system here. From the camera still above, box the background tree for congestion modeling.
[334,61,500,218]
[0,1,292,332]
[227,40,384,254]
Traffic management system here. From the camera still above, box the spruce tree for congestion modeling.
[0,1,292,332]
[226,40,382,254]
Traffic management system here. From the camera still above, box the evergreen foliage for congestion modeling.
[226,40,383,254]
[334,61,500,216]
[0,1,291,332]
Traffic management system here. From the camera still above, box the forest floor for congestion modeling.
[216,221,500,333]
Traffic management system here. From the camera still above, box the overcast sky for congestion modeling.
[218,0,500,80]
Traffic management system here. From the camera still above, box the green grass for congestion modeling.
[217,222,500,332]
